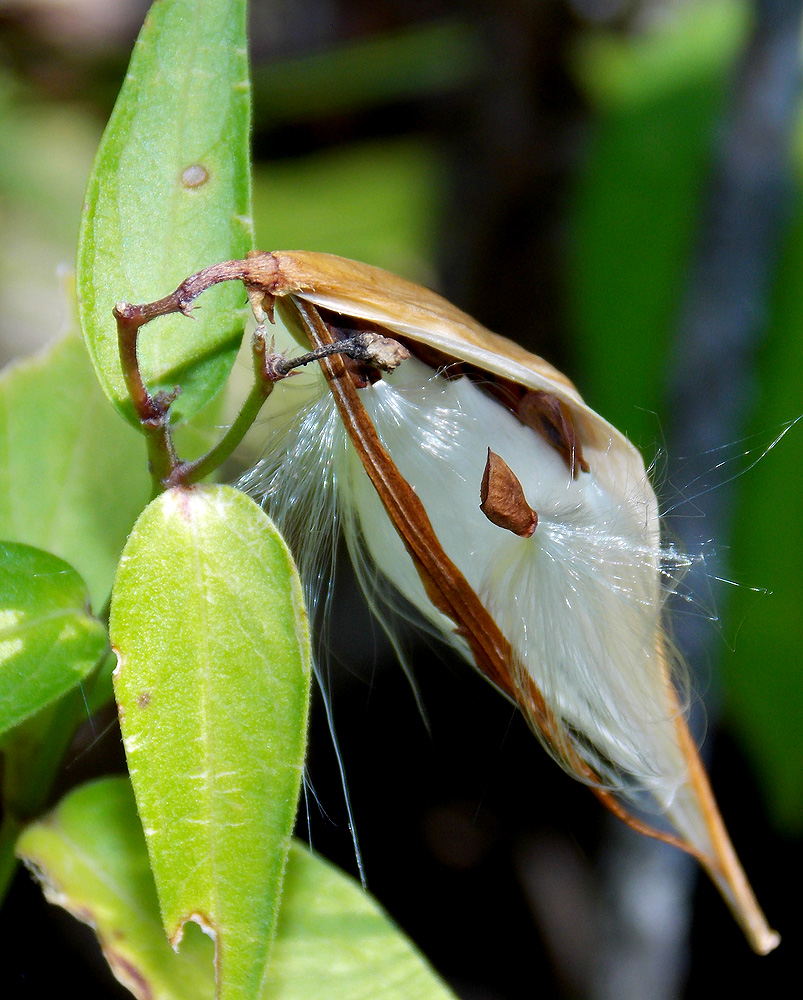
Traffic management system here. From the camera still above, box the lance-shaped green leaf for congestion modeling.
[0,322,152,610]
[266,844,457,1000]
[18,777,213,1000]
[0,542,106,736]
[110,485,310,1000]
[17,777,458,1000]
[0,309,146,899]
[77,0,253,426]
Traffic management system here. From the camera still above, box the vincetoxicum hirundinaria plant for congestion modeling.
[2,2,462,999]
[108,248,779,959]
[0,1,781,998]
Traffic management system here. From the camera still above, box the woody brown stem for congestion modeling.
[110,257,289,491]
[113,257,408,492]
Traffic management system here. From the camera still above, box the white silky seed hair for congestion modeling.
[242,355,713,857]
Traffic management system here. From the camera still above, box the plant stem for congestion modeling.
[115,259,410,491]
[0,814,22,903]
[113,264,258,490]
[165,327,276,487]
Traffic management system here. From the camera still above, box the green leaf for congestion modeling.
[266,845,457,1000]
[252,19,481,126]
[0,542,106,736]
[0,319,152,610]
[110,485,311,1000]
[17,777,458,1000]
[566,2,745,449]
[724,156,803,832]
[0,686,103,902]
[0,644,117,902]
[253,138,445,281]
[18,777,214,1000]
[77,0,253,426]
[0,306,145,896]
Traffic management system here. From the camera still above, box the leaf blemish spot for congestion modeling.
[180,164,209,188]
[137,691,151,709]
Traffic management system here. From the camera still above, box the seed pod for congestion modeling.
[237,250,778,955]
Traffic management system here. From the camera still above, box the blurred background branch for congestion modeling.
[572,3,803,999]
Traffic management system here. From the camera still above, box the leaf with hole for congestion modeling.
[17,777,458,1000]
[110,485,310,1000]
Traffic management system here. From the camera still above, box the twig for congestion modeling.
[113,265,409,491]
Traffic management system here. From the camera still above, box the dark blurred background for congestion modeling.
[1,1,801,997]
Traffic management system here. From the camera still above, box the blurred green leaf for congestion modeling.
[110,485,311,1000]
[0,317,151,610]
[725,146,803,832]
[568,1,803,832]
[571,1,748,110]
[253,138,444,283]
[77,0,253,426]
[0,542,105,737]
[264,843,458,1000]
[17,777,458,1000]
[567,2,746,449]
[253,19,482,125]
[18,777,214,1000]
[0,70,99,247]
[0,72,101,356]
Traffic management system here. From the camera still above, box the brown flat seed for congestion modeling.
[479,449,537,537]
[518,390,590,478]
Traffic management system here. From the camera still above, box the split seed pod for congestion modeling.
[234,251,778,955]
